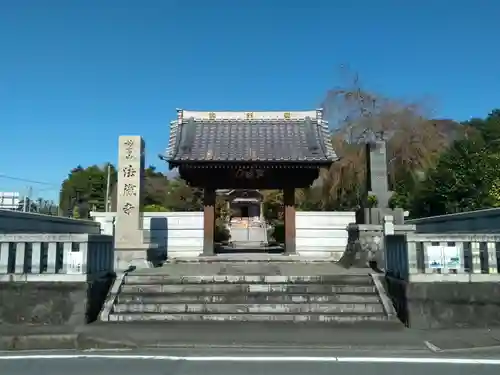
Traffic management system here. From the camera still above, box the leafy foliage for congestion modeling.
[163,178,203,212]
[60,164,116,217]
[410,110,500,217]
[143,204,170,212]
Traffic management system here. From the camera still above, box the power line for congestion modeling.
[0,174,58,187]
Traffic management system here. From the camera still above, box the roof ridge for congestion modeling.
[183,118,320,123]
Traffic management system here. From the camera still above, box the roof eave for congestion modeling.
[167,159,335,170]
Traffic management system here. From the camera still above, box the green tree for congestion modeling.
[262,190,283,222]
[411,134,498,217]
[60,164,117,217]
[163,178,203,211]
[466,109,500,151]
[143,166,170,207]
[143,204,170,212]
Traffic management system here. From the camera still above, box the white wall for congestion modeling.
[91,211,355,260]
[295,211,356,260]
[91,212,203,258]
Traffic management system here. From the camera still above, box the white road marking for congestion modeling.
[424,340,443,353]
[0,354,499,364]
[84,349,133,352]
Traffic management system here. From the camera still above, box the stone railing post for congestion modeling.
[47,242,58,273]
[87,234,114,275]
[14,243,25,273]
[487,242,498,274]
[471,241,481,274]
[31,242,42,273]
[0,242,9,274]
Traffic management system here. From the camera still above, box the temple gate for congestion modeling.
[164,109,337,256]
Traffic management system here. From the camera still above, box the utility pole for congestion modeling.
[105,164,111,212]
[23,186,32,212]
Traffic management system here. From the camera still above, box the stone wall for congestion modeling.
[407,207,500,233]
[386,277,500,329]
[0,210,100,234]
[0,276,114,325]
[295,212,356,259]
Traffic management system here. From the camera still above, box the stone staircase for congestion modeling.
[101,262,400,326]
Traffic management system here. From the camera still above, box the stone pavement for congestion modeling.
[2,322,500,353]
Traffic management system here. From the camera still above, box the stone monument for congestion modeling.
[366,140,393,209]
[361,139,404,225]
[343,137,411,269]
[114,135,152,270]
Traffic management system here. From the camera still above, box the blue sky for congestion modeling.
[1,0,499,201]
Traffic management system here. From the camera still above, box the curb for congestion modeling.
[0,334,78,351]
[4,333,498,353]
[0,334,137,351]
[424,340,500,354]
[0,333,429,352]
[76,334,138,350]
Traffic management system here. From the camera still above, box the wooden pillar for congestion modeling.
[203,188,216,256]
[283,188,296,255]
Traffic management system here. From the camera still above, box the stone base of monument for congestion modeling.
[114,245,158,271]
[341,223,415,269]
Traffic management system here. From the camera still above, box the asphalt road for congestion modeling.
[2,357,500,375]
[2,350,500,375]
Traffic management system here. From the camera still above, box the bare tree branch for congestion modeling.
[316,67,455,208]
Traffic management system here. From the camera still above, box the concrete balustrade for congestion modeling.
[407,207,500,233]
[0,209,101,234]
[0,233,114,281]
[386,233,500,282]
[385,232,500,329]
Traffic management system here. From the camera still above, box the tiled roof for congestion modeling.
[166,118,337,166]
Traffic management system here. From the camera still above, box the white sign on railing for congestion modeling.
[427,245,461,270]
[444,246,461,269]
[66,251,84,274]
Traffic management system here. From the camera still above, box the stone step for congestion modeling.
[124,275,373,285]
[129,262,359,276]
[117,293,381,304]
[108,313,390,323]
[114,303,385,314]
[120,283,378,294]
[167,255,339,263]
[229,241,267,247]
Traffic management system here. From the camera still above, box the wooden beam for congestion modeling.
[203,188,216,256]
[283,188,296,255]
